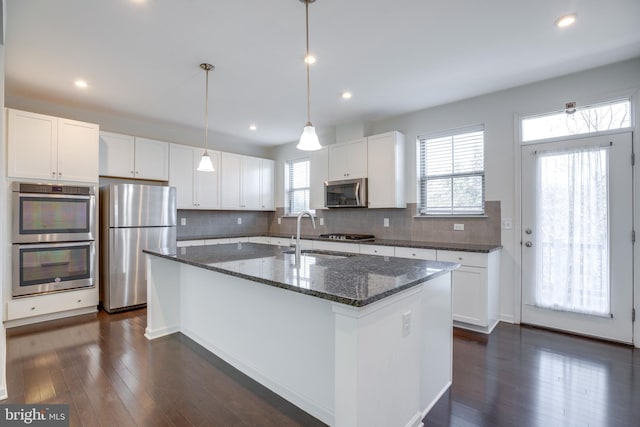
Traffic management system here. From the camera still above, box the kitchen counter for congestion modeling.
[176,233,502,253]
[145,242,457,307]
[144,242,455,426]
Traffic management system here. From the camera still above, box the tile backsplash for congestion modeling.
[177,210,271,238]
[267,201,501,245]
[177,201,501,245]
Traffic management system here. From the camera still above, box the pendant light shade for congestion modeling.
[298,0,321,151]
[197,151,215,171]
[297,123,321,151]
[197,63,216,172]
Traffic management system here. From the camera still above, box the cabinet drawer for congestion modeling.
[394,247,437,260]
[359,244,394,256]
[437,250,487,268]
[7,288,98,320]
[312,240,359,253]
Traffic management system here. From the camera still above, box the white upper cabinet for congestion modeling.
[260,159,275,211]
[169,144,220,210]
[221,153,274,211]
[309,147,328,210]
[99,131,169,181]
[134,137,169,181]
[366,131,406,208]
[241,155,261,210]
[7,109,99,183]
[328,138,367,180]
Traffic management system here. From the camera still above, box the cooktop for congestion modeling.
[319,233,375,242]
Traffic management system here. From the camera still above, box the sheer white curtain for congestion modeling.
[535,146,610,316]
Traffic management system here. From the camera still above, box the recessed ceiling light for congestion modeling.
[304,54,316,64]
[555,14,577,28]
[341,91,352,100]
[74,80,88,89]
[249,124,257,131]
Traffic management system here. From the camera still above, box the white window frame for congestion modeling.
[285,158,312,216]
[416,124,485,216]
[520,98,633,145]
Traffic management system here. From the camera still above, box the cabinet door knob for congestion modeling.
[31,307,36,311]
[51,172,56,177]
[58,172,62,176]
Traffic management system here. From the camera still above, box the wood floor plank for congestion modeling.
[5,309,640,426]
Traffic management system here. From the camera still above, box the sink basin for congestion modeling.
[282,249,353,260]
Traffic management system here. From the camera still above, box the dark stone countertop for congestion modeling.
[176,233,502,253]
[144,242,458,307]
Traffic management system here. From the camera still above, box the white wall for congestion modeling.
[272,57,640,326]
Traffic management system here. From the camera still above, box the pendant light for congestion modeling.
[296,0,321,151]
[197,63,216,172]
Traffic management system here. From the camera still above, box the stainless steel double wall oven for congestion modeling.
[12,182,97,297]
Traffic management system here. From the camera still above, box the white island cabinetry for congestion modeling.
[7,108,99,183]
[145,247,453,427]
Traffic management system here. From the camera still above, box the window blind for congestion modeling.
[286,159,311,215]
[418,127,485,215]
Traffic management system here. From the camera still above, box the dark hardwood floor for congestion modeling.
[4,309,639,426]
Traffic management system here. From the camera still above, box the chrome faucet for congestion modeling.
[295,210,316,266]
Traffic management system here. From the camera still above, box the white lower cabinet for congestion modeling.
[6,288,98,322]
[393,246,437,260]
[437,249,501,334]
[312,240,359,253]
[358,244,394,256]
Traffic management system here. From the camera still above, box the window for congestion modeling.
[285,159,311,215]
[521,99,631,143]
[417,126,485,216]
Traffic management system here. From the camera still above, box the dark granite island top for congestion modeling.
[144,242,458,307]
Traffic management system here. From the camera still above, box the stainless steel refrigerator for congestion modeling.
[100,184,176,313]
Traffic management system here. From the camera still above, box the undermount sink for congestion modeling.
[282,249,353,260]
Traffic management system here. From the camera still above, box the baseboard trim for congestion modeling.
[421,380,452,420]
[145,325,180,340]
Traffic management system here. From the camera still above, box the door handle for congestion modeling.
[525,241,533,247]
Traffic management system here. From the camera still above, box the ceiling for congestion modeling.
[5,0,640,147]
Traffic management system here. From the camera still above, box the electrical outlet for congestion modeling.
[277,217,282,225]
[502,218,513,230]
[319,218,325,226]
[402,311,411,337]
[237,217,242,225]
[453,223,464,231]
[384,218,390,227]
[180,218,186,226]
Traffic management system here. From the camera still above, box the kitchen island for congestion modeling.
[144,243,458,427]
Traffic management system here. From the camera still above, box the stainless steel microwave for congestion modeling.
[325,178,367,208]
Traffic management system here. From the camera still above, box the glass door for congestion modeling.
[520,132,633,343]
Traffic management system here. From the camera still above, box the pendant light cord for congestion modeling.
[204,67,210,153]
[305,0,312,126]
